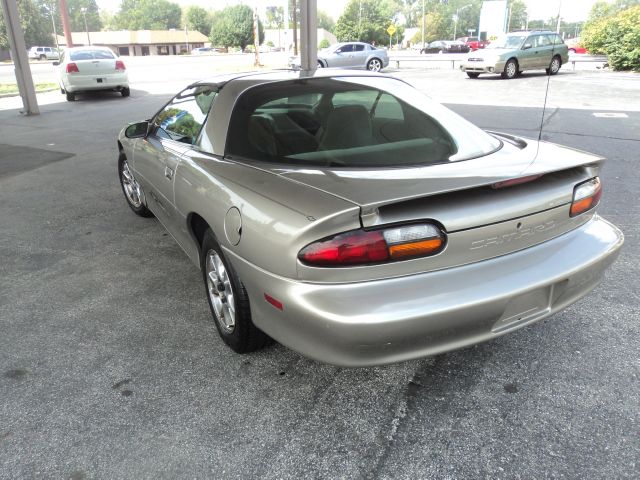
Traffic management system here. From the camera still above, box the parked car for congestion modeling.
[289,42,389,72]
[28,46,59,60]
[565,38,587,54]
[456,36,490,50]
[191,47,216,55]
[460,30,569,79]
[421,40,470,54]
[54,46,129,101]
[116,70,623,366]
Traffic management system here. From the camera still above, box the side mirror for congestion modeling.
[522,43,532,50]
[125,121,150,139]
[52,61,59,66]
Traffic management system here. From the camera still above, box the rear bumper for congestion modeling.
[228,215,623,367]
[63,72,129,92]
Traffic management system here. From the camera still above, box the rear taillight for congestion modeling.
[298,223,445,267]
[570,177,602,217]
[66,62,79,73]
[115,60,126,71]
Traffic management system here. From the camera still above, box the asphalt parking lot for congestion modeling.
[1,65,638,479]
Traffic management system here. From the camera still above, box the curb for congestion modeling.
[0,87,59,98]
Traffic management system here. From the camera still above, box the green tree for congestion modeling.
[100,8,117,30]
[115,0,181,30]
[210,5,264,51]
[317,10,335,32]
[334,0,397,45]
[1,0,53,49]
[66,0,102,32]
[185,5,212,36]
[265,5,284,29]
[507,0,527,31]
[412,11,449,43]
[318,38,330,49]
[582,4,640,70]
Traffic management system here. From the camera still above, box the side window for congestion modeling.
[332,89,379,110]
[536,35,551,47]
[354,44,365,52]
[524,36,534,48]
[337,44,353,53]
[154,86,217,145]
[374,93,404,121]
[552,34,564,45]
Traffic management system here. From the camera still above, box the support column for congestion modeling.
[0,0,39,115]
[299,0,317,72]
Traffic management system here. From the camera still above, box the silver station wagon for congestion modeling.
[117,70,623,366]
[460,30,570,79]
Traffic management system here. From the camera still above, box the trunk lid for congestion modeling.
[74,58,118,76]
[273,137,602,230]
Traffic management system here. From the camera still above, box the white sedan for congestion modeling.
[54,46,129,101]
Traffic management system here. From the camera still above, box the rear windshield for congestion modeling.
[70,49,115,61]
[226,77,501,168]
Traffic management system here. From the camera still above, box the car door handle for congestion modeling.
[164,166,173,180]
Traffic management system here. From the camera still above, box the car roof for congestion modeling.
[193,69,394,89]
[508,30,556,36]
[64,46,114,51]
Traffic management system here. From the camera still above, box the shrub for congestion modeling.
[318,38,330,49]
[582,5,640,71]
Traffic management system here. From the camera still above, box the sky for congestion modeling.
[95,0,611,24]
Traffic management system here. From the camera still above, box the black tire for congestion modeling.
[367,58,383,72]
[546,55,561,75]
[121,87,130,97]
[66,91,75,101]
[201,229,271,353]
[501,58,518,79]
[118,152,153,217]
[466,72,480,79]
[317,60,324,68]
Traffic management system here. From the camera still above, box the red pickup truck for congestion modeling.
[456,36,490,50]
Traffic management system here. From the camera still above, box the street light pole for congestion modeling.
[80,7,90,46]
[453,4,472,41]
[421,0,425,47]
[45,3,60,55]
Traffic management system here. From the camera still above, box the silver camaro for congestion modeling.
[117,70,623,367]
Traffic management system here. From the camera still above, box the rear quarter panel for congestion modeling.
[173,150,360,278]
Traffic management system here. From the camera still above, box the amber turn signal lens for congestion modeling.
[389,238,443,260]
[570,177,602,217]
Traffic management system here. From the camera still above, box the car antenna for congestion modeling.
[537,1,563,147]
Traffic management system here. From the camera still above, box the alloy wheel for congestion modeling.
[368,59,382,72]
[120,160,143,208]
[206,250,236,333]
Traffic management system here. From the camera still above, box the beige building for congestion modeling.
[57,30,209,56]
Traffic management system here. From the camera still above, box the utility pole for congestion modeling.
[421,0,425,47]
[80,7,90,45]
[253,7,261,67]
[46,2,61,55]
[0,0,39,114]
[59,0,73,48]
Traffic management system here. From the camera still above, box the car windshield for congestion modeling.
[69,49,115,61]
[487,35,525,49]
[226,77,502,168]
